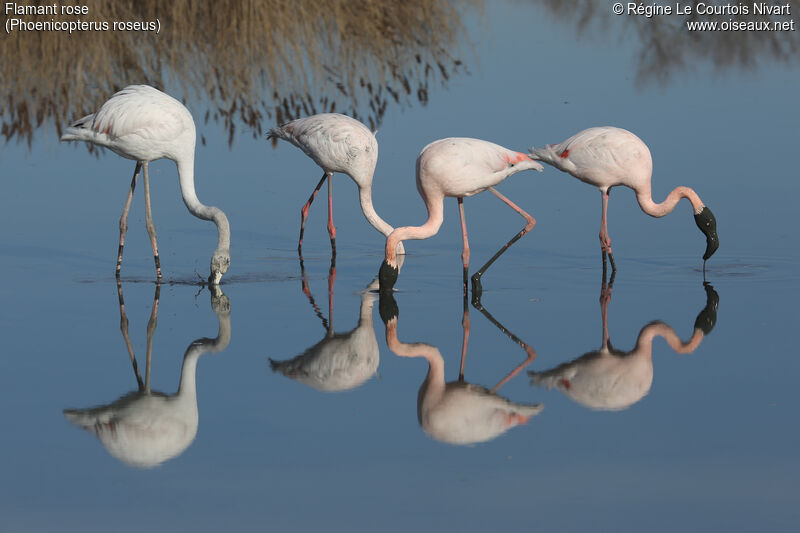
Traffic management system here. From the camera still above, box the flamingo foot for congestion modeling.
[470,272,483,300]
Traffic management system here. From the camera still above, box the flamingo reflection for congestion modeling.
[380,290,542,445]
[63,283,231,468]
[269,256,380,392]
[528,273,718,411]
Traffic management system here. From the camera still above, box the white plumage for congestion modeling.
[61,85,231,284]
[63,288,231,468]
[267,113,403,255]
[380,137,543,290]
[529,126,719,269]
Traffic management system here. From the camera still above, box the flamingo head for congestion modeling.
[693,282,719,335]
[693,206,719,260]
[378,260,399,293]
[378,288,399,325]
[209,249,231,285]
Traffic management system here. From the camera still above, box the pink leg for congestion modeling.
[143,282,160,392]
[470,289,538,392]
[327,174,336,256]
[457,197,470,289]
[490,353,537,393]
[600,189,616,271]
[600,268,615,349]
[298,172,328,255]
[142,162,162,280]
[327,253,336,331]
[116,279,144,390]
[116,162,142,278]
[471,187,536,290]
[298,256,330,332]
[459,291,470,381]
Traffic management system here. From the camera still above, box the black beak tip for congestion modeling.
[703,234,719,261]
[695,206,719,261]
[378,290,399,324]
[694,282,720,335]
[378,261,398,292]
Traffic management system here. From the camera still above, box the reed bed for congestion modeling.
[1,0,476,147]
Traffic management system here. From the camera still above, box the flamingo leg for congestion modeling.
[327,174,337,257]
[471,187,536,293]
[327,251,336,333]
[471,291,538,392]
[298,172,328,255]
[298,256,330,332]
[144,282,160,393]
[142,162,162,280]
[457,197,470,290]
[600,190,616,272]
[117,279,144,391]
[600,267,615,349]
[459,290,470,381]
[116,162,142,278]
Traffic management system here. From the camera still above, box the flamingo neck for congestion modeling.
[358,186,395,237]
[177,348,202,399]
[384,196,444,267]
[358,291,376,327]
[178,298,232,397]
[635,321,704,355]
[385,319,446,407]
[636,185,705,218]
[176,157,231,253]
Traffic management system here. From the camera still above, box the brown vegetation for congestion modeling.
[1,0,475,147]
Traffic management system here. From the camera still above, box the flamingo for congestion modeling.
[529,276,718,411]
[266,113,404,256]
[63,284,232,468]
[378,138,543,291]
[269,268,381,392]
[60,85,231,284]
[529,126,719,270]
[379,289,541,445]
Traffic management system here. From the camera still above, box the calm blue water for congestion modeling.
[2,2,799,532]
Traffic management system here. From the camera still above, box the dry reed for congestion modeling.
[1,0,476,147]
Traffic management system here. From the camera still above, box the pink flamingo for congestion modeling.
[529,277,718,411]
[378,137,543,291]
[529,126,718,270]
[60,85,231,284]
[380,290,542,445]
[267,113,403,256]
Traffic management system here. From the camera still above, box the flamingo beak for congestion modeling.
[378,260,399,292]
[378,289,399,324]
[694,206,719,260]
[694,282,719,335]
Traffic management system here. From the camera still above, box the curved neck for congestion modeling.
[384,195,444,266]
[635,321,704,355]
[385,318,446,403]
[178,299,232,398]
[636,185,704,218]
[358,186,395,238]
[358,291,376,327]
[176,157,230,253]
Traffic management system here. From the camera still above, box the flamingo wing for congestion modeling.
[68,85,186,143]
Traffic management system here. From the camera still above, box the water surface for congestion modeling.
[1,1,799,532]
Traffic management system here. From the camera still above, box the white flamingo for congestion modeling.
[379,137,543,291]
[266,113,404,256]
[60,85,231,284]
[529,280,718,411]
[529,126,719,270]
[269,274,381,392]
[63,286,231,468]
